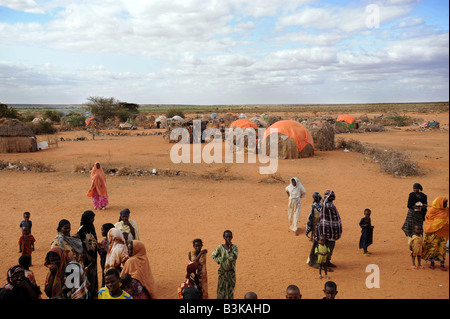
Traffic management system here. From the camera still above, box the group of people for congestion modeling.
[286,177,345,279]
[1,162,448,300]
[286,178,448,278]
[0,206,159,299]
[401,183,449,270]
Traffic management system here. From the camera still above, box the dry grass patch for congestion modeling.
[336,138,421,177]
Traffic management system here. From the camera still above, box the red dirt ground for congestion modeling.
[0,111,448,299]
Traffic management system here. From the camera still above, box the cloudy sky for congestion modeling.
[0,0,448,105]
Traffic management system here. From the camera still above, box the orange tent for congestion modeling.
[85,116,99,126]
[336,114,356,124]
[262,120,314,156]
[230,119,258,129]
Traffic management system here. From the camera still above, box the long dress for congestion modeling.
[421,196,449,265]
[77,211,98,299]
[211,244,238,299]
[359,217,374,250]
[87,162,109,209]
[401,191,428,237]
[285,177,306,232]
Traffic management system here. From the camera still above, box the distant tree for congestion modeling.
[43,110,61,123]
[166,108,185,119]
[0,103,22,120]
[118,102,140,114]
[83,96,139,122]
[84,96,119,122]
[64,112,86,127]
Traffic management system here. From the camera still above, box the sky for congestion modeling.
[0,0,448,105]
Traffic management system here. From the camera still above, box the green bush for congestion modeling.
[166,108,185,119]
[43,110,61,122]
[64,112,86,127]
[0,103,22,120]
[27,120,57,135]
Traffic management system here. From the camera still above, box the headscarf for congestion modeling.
[285,177,306,200]
[44,247,70,297]
[424,196,449,237]
[53,219,83,256]
[413,183,423,191]
[64,261,88,299]
[77,211,97,260]
[104,228,129,272]
[314,190,342,241]
[177,262,200,299]
[185,262,200,286]
[4,265,25,289]
[121,240,157,298]
[1,265,40,299]
[115,208,140,240]
[87,162,108,197]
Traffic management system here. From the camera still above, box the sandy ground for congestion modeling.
[0,111,448,299]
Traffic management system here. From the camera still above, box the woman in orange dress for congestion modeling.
[87,162,109,210]
[422,196,449,270]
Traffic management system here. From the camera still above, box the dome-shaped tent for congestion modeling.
[262,120,314,159]
[155,115,168,128]
[229,119,258,150]
[336,114,357,129]
[230,118,258,130]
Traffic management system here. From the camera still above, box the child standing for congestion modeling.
[212,230,238,299]
[306,192,322,241]
[19,212,32,233]
[18,225,35,266]
[18,255,38,287]
[315,236,330,279]
[359,209,374,256]
[408,225,424,269]
[188,238,208,299]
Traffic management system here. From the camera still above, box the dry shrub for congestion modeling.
[200,165,243,181]
[336,138,420,177]
[0,160,54,172]
[258,173,286,184]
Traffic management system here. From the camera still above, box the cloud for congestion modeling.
[0,0,44,14]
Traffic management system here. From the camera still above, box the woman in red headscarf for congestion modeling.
[177,262,201,299]
[87,162,109,210]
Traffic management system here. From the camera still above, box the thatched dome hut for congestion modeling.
[0,118,38,153]
[306,120,335,151]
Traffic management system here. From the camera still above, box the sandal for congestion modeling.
[440,266,447,271]
[429,265,435,270]
[411,265,417,269]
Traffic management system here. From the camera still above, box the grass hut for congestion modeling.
[0,118,38,153]
[306,120,335,151]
